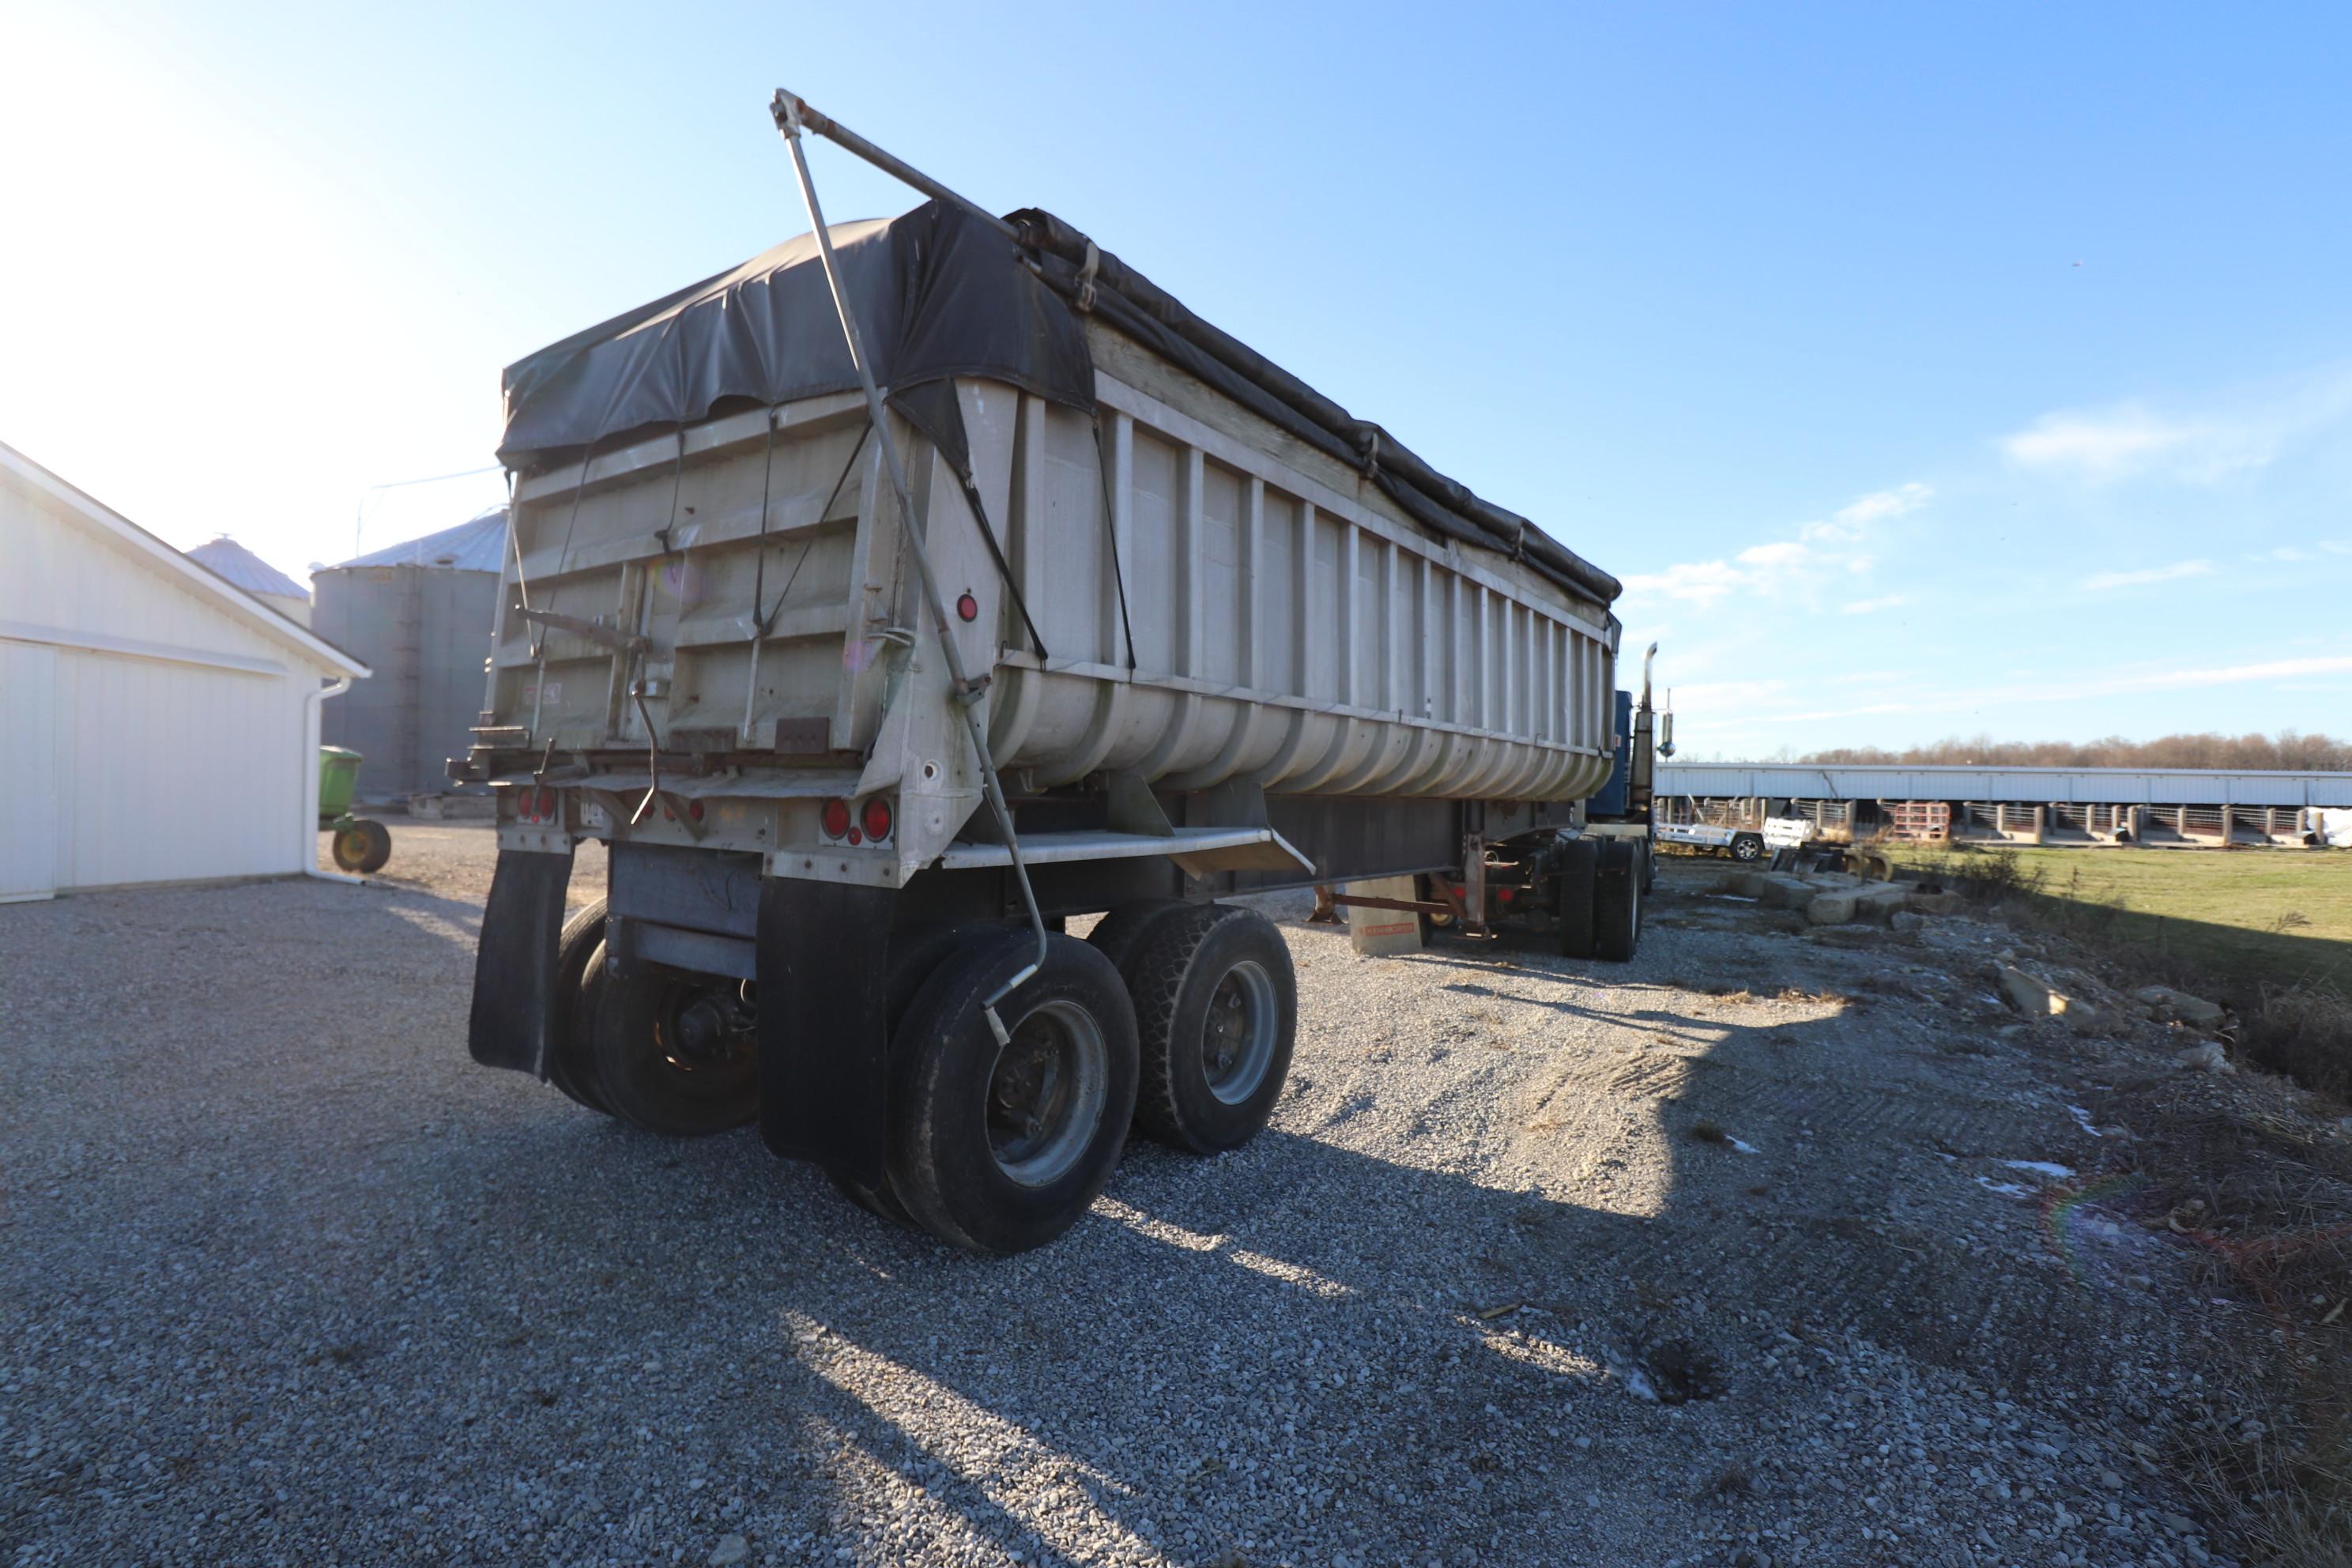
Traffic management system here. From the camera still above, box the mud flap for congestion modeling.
[467,846,575,1074]
[757,877,895,1189]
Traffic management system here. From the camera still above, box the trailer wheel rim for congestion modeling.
[986,999,1108,1186]
[1203,959,1279,1105]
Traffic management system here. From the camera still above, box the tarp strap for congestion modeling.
[952,472,1050,660]
[535,439,602,661]
[1090,415,1139,672]
[1075,240,1100,314]
[747,409,781,630]
[760,420,870,632]
[656,428,687,554]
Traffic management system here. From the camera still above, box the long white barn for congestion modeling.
[1657,763,2352,810]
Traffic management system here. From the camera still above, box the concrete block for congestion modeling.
[1346,875,1425,957]
[1804,890,1859,925]
[2134,986,2226,1031]
[1850,883,1913,925]
[1757,874,1820,910]
[1997,963,2103,1032]
[1714,871,1770,899]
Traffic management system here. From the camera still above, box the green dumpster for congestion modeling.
[318,747,362,824]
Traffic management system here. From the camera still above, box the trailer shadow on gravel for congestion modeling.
[2,865,2212,1567]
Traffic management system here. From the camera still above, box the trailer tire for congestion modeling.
[886,923,989,1035]
[827,1168,920,1231]
[1639,839,1656,893]
[1126,905,1296,1155]
[1555,838,1600,959]
[887,931,1138,1255]
[591,967,759,1138]
[548,899,614,1115]
[1730,832,1766,864]
[822,922,991,1234]
[1594,839,1643,962]
[1084,899,1190,978]
[331,817,392,874]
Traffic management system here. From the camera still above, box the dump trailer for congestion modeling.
[456,92,1631,1253]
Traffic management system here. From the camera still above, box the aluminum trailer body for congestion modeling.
[459,97,1630,1251]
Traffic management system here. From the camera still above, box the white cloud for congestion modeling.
[1690,653,2352,730]
[1841,594,1910,615]
[1736,541,1807,569]
[2000,370,2352,484]
[2107,654,2352,693]
[1669,679,1790,714]
[1828,483,1932,529]
[1617,483,1929,611]
[1620,558,1751,608]
[2082,559,2212,591]
[2252,545,2317,562]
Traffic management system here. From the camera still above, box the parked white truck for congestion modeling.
[457,93,1635,1252]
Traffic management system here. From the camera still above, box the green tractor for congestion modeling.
[318,746,393,874]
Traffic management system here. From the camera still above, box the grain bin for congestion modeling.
[310,511,503,804]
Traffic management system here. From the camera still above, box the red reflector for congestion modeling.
[820,798,851,839]
[860,796,893,842]
[1497,887,1515,902]
[846,827,862,846]
[688,800,704,822]
[956,592,978,623]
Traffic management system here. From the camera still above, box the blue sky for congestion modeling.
[5,1,2347,759]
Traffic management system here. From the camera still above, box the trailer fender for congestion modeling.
[756,876,895,1189]
[468,846,577,1076]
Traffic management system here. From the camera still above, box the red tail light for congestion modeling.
[820,797,851,839]
[535,787,556,820]
[860,796,893,842]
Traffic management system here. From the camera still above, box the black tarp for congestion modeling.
[498,199,1620,610]
[498,200,1091,481]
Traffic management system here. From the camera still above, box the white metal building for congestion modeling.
[0,441,371,902]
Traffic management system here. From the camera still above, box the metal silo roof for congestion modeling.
[334,509,507,572]
[188,535,308,599]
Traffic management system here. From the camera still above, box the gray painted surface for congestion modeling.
[312,553,499,804]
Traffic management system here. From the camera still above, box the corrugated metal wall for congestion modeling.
[312,564,498,802]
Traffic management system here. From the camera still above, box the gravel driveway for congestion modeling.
[2,825,2247,1566]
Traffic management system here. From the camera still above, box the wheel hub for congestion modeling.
[1201,960,1277,1105]
[658,988,752,1072]
[984,1000,1107,1187]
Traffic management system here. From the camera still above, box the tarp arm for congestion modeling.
[773,91,1052,1048]
[770,89,1016,241]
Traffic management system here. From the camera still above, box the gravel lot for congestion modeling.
[2,824,2267,1566]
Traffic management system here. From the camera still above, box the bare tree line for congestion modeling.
[1797,732,2351,771]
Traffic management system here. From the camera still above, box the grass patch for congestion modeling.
[1882,842,2352,1555]
[1890,844,2352,990]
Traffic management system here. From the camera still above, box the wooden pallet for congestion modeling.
[1883,801,1951,842]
